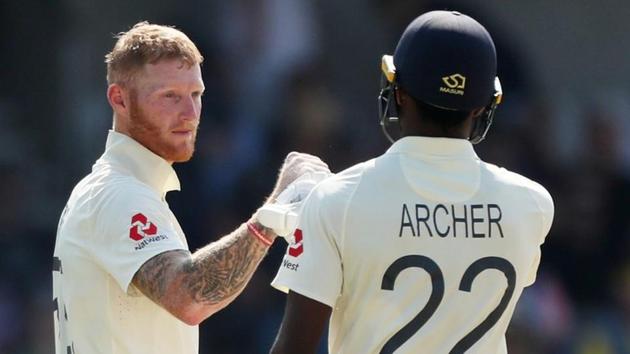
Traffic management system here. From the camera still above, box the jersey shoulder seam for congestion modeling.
[340,160,372,256]
[484,163,549,241]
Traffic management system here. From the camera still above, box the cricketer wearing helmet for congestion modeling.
[269,10,554,354]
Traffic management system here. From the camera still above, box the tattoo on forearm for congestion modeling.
[183,226,269,305]
[133,224,269,308]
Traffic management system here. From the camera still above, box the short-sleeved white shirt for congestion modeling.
[52,131,198,354]
[272,137,554,354]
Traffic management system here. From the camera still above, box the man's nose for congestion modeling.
[180,95,200,121]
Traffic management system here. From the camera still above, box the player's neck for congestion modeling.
[401,116,471,140]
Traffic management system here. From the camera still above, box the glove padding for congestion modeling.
[258,171,331,237]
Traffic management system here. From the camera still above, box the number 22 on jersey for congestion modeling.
[380,255,516,354]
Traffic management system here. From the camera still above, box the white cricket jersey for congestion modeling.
[272,137,554,354]
[52,131,198,354]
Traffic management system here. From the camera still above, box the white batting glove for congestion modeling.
[258,171,331,237]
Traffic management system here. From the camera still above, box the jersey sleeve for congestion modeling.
[90,184,189,293]
[271,178,347,308]
[524,183,555,286]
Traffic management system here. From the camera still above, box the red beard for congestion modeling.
[128,91,197,163]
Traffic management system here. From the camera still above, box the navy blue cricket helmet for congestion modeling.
[378,10,503,143]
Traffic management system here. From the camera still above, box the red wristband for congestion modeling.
[247,222,274,247]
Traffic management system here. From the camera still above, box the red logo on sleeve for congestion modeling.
[288,228,304,257]
[129,213,158,241]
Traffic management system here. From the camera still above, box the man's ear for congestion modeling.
[107,84,129,117]
[395,87,406,106]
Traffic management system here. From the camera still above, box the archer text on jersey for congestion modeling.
[399,203,504,239]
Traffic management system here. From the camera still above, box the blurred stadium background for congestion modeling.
[1,0,629,353]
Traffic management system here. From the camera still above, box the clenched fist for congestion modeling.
[268,152,330,203]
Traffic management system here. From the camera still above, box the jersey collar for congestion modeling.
[386,136,479,159]
[98,130,181,195]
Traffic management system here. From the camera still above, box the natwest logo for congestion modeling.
[288,228,304,257]
[129,213,158,241]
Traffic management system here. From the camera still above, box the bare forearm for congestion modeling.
[183,222,270,306]
[132,220,274,324]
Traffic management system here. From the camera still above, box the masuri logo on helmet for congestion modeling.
[440,73,466,95]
